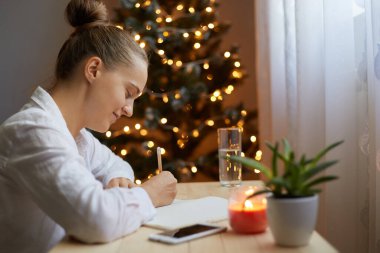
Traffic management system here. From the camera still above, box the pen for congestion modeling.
[157,147,163,173]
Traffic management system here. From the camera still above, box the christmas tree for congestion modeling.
[94,0,259,183]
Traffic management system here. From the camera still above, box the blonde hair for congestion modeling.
[55,0,147,80]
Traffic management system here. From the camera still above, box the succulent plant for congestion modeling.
[226,139,343,198]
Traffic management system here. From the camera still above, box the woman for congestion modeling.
[0,0,177,252]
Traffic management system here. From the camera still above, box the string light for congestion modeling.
[194,42,201,49]
[158,49,165,55]
[173,127,179,133]
[123,126,130,132]
[195,30,202,38]
[160,148,166,155]
[146,25,152,30]
[255,150,263,161]
[206,120,215,126]
[157,38,164,43]
[163,31,169,37]
[115,25,123,30]
[250,136,257,143]
[174,93,181,99]
[206,7,213,13]
[210,96,217,102]
[206,74,213,80]
[156,17,163,23]
[213,90,221,97]
[183,32,189,38]
[165,16,173,23]
[139,42,146,48]
[191,166,198,173]
[140,129,148,136]
[143,0,151,7]
[162,95,169,103]
[134,34,141,41]
[177,4,184,11]
[208,23,215,29]
[203,62,209,69]
[120,149,127,156]
[175,60,183,67]
[192,129,200,137]
[234,61,241,67]
[135,3,140,8]
[189,7,195,13]
[135,179,142,185]
[147,141,154,148]
[160,118,168,124]
[224,51,231,58]
[241,110,247,116]
[167,59,174,65]
[106,131,112,138]
[135,123,141,130]
[232,70,243,78]
[155,9,161,14]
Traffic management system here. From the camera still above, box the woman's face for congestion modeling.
[85,57,148,133]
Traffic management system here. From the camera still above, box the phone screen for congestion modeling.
[160,224,218,238]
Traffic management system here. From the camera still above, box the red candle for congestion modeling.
[228,186,267,234]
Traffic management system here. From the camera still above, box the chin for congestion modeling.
[87,123,110,133]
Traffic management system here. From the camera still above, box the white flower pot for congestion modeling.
[267,195,319,247]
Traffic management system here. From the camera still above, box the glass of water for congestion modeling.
[218,127,242,187]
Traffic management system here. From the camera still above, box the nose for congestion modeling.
[122,101,134,117]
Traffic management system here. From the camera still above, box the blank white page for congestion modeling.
[144,196,228,230]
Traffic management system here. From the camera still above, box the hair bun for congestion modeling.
[65,0,109,29]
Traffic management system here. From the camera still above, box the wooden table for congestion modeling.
[50,181,337,253]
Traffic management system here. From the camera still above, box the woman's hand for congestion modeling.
[141,171,177,207]
[106,177,136,189]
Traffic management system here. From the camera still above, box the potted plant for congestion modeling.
[226,139,343,247]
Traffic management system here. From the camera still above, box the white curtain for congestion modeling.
[255,0,380,252]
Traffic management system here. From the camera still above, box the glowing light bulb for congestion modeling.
[177,4,184,11]
[120,149,127,156]
[157,38,164,43]
[106,131,112,138]
[250,135,257,143]
[135,3,140,8]
[234,61,241,67]
[210,96,217,102]
[140,129,148,136]
[241,110,247,116]
[115,25,123,30]
[135,123,141,130]
[173,127,179,133]
[166,16,173,23]
[189,7,195,13]
[192,129,200,137]
[206,7,213,13]
[195,30,202,37]
[156,17,163,23]
[175,60,183,67]
[194,42,201,49]
[167,59,174,65]
[160,118,168,124]
[147,141,154,148]
[162,95,169,103]
[224,51,231,58]
[139,42,146,48]
[163,31,169,37]
[208,23,215,29]
[232,70,242,78]
[123,126,130,132]
[191,166,198,173]
[183,32,189,38]
[155,9,161,14]
[203,62,209,69]
[207,74,213,80]
[206,120,214,126]
[213,90,221,97]
[134,34,141,41]
[135,179,142,185]
[158,49,165,55]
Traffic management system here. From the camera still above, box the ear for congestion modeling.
[84,56,103,84]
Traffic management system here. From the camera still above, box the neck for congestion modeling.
[50,80,87,137]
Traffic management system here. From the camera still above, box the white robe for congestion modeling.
[0,87,156,253]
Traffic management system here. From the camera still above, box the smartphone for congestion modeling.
[148,223,227,244]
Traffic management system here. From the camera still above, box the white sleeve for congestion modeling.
[7,125,156,243]
[80,129,135,186]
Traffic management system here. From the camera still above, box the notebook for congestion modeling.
[144,196,228,230]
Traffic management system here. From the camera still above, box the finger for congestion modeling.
[106,178,119,189]
[119,178,129,188]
